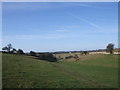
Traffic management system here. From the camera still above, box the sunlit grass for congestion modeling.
[2,53,118,88]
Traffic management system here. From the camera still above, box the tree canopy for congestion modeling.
[106,43,114,54]
[2,43,13,53]
[17,49,24,55]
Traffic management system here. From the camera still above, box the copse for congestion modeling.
[106,43,114,54]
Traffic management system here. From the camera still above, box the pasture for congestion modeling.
[2,53,118,88]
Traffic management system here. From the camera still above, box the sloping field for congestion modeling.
[2,53,118,88]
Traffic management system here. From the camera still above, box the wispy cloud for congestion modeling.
[3,2,115,11]
[2,2,76,11]
[70,3,102,9]
[69,13,100,29]
[67,3,116,10]
[55,28,70,33]
[3,3,55,11]
[3,0,119,2]
[3,33,74,40]
[55,29,70,32]
[80,18,100,29]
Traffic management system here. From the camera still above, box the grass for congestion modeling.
[2,53,118,88]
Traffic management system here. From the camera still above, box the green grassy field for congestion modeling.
[2,53,118,88]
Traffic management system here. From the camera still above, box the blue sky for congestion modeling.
[2,2,118,52]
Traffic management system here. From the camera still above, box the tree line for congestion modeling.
[2,43,24,54]
[2,43,115,62]
[2,43,57,62]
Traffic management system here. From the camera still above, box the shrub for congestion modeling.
[17,49,24,55]
[30,51,36,56]
[39,53,57,62]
